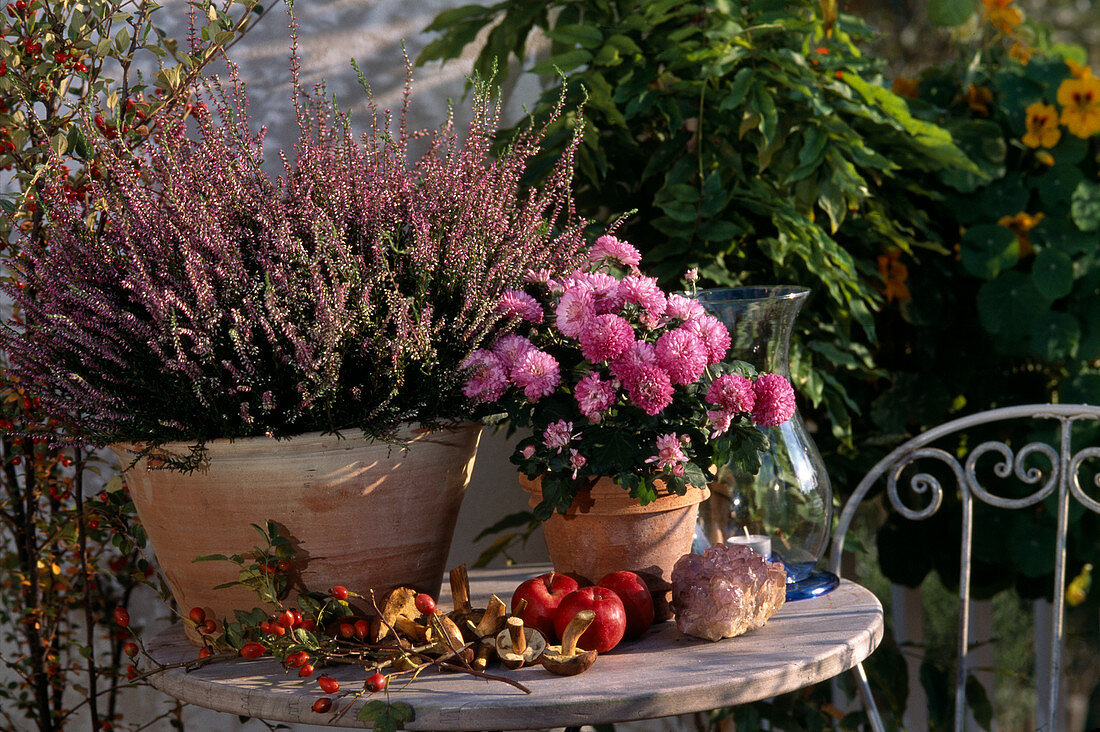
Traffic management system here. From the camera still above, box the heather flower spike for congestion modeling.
[1,42,586,454]
[464,234,797,516]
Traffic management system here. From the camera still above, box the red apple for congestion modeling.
[553,586,627,653]
[597,570,655,639]
[511,572,580,640]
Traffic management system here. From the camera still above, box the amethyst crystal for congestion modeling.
[670,544,787,641]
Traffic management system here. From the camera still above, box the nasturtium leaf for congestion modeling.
[1031,217,1094,255]
[1061,371,1100,404]
[1030,311,1079,361]
[977,179,1028,220]
[940,119,1005,193]
[1071,180,1100,231]
[928,0,974,27]
[977,270,1050,337]
[1038,165,1084,210]
[1031,249,1074,299]
[1054,133,1090,165]
[959,224,1017,280]
[1007,521,1057,577]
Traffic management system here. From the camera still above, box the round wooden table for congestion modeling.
[143,565,883,729]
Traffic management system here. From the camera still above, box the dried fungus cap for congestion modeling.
[496,616,546,669]
[541,609,597,676]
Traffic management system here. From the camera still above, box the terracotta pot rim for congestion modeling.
[110,422,483,463]
[520,473,709,516]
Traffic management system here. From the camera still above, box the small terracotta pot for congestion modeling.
[520,475,709,620]
[113,425,481,645]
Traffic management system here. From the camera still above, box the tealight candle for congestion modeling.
[726,532,772,559]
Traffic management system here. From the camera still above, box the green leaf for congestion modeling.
[1030,311,1079,361]
[1033,217,1092,255]
[545,24,603,49]
[1038,165,1085,210]
[192,553,231,563]
[530,49,592,75]
[1071,180,1100,231]
[960,224,1017,280]
[928,0,975,27]
[423,4,492,31]
[977,271,1051,338]
[965,674,994,730]
[1031,249,1074,299]
[472,511,536,542]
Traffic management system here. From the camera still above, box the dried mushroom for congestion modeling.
[496,616,546,670]
[541,610,597,676]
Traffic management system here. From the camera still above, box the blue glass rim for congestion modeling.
[695,285,810,305]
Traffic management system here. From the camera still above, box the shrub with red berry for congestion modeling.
[0,2,268,730]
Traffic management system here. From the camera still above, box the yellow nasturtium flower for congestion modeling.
[1066,563,1092,607]
[1066,58,1093,79]
[982,0,1023,35]
[998,211,1044,258]
[1008,42,1033,65]
[1057,75,1100,138]
[1022,102,1061,149]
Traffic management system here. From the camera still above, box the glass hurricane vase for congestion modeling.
[695,286,836,599]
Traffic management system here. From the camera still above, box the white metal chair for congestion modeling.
[829,404,1100,731]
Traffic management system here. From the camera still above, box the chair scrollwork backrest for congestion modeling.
[828,404,1100,732]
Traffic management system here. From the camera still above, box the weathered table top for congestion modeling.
[143,565,883,730]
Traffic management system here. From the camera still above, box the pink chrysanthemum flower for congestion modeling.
[574,372,617,422]
[683,314,731,364]
[685,268,698,281]
[555,284,596,339]
[499,289,544,324]
[645,432,689,470]
[512,349,561,402]
[461,349,508,404]
[493,334,535,376]
[574,271,624,313]
[655,328,708,386]
[666,293,704,322]
[521,445,537,460]
[706,373,756,413]
[543,419,577,453]
[752,373,797,426]
[588,234,642,268]
[569,448,586,478]
[609,340,656,384]
[579,313,635,363]
[707,408,734,438]
[618,274,667,325]
[625,364,674,416]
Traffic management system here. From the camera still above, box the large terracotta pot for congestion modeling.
[520,475,709,620]
[113,425,481,644]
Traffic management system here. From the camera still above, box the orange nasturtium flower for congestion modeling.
[982,0,1023,35]
[1022,102,1061,149]
[997,211,1045,258]
[1057,75,1100,138]
[967,84,994,116]
[1008,42,1033,65]
[1066,58,1093,79]
[891,77,920,99]
[876,250,910,304]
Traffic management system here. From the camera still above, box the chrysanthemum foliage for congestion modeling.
[3,62,585,451]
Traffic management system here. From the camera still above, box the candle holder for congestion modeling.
[695,286,838,601]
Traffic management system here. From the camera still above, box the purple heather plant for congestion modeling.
[463,236,797,518]
[2,55,585,455]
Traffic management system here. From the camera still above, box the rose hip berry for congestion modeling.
[317,676,339,694]
[353,619,370,639]
[278,610,295,629]
[122,642,138,658]
[240,642,265,660]
[198,647,212,659]
[365,672,387,693]
[188,607,206,625]
[414,593,436,615]
[299,663,315,677]
[312,698,332,714]
[112,607,130,627]
[331,585,348,601]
